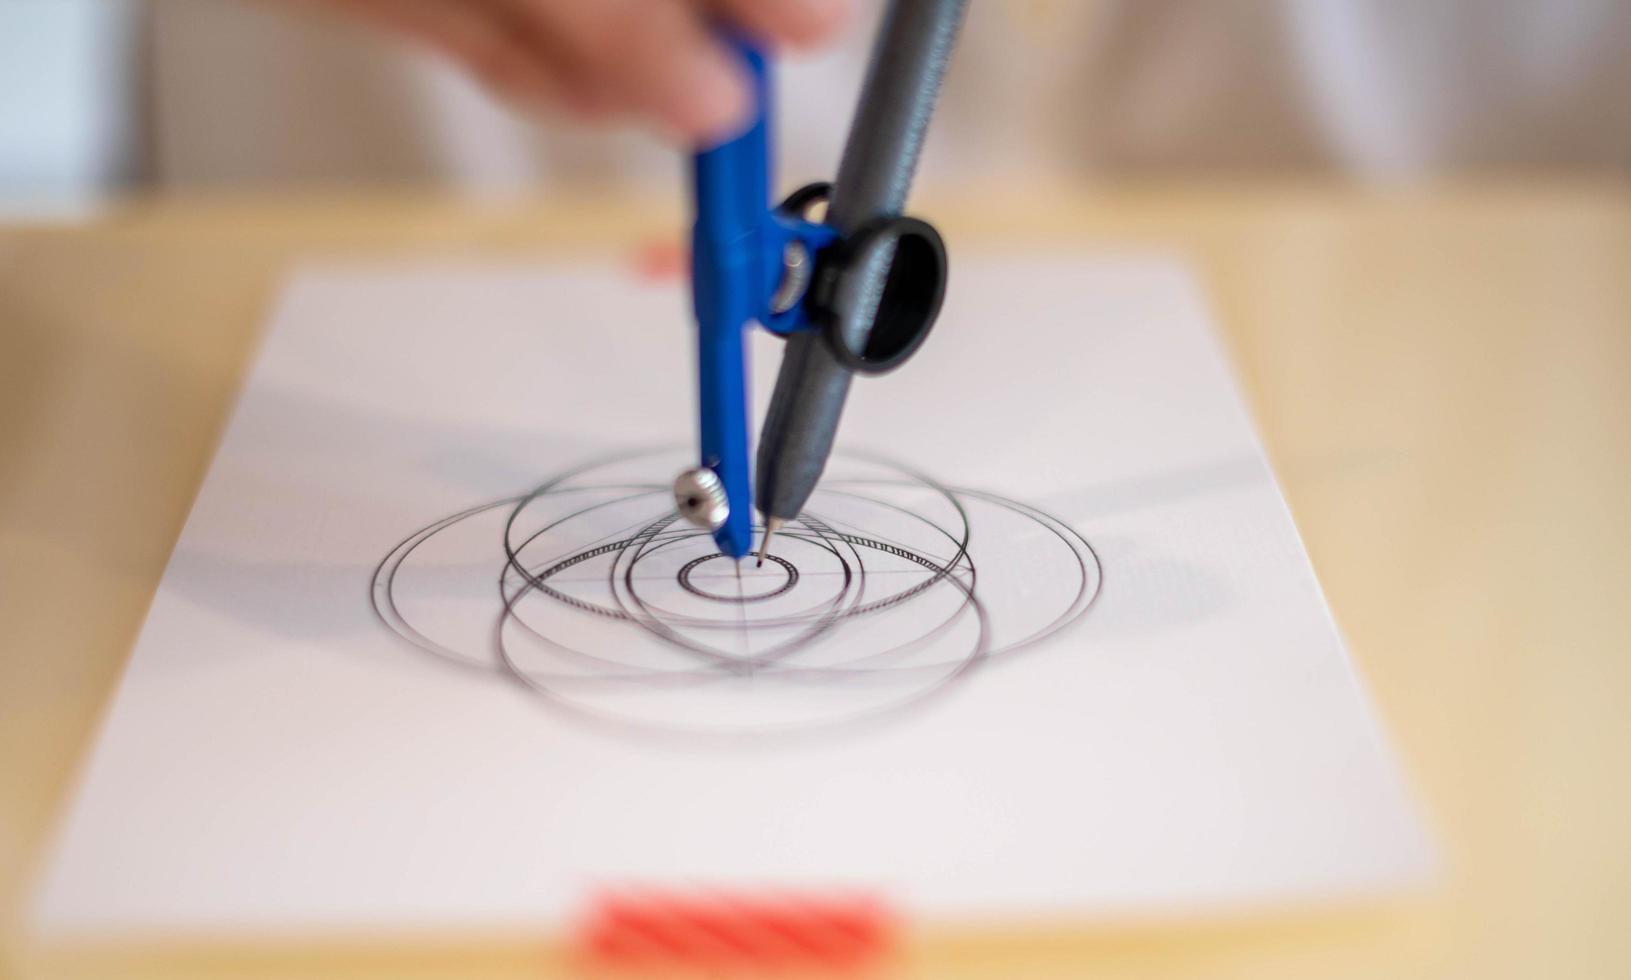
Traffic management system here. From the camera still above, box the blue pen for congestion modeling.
[674,38,836,559]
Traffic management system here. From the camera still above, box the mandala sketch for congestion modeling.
[371,449,1101,736]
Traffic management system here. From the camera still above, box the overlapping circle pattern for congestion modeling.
[371,450,1101,736]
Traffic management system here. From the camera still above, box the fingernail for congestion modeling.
[674,46,753,145]
[784,0,854,44]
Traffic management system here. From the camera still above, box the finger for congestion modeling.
[708,0,854,48]
[473,0,626,122]
[303,0,574,116]
[503,0,752,143]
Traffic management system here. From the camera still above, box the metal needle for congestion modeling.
[757,517,784,567]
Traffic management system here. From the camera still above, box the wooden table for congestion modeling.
[3,182,1628,978]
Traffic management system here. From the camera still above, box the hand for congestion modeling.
[286,0,852,143]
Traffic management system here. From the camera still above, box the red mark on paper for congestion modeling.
[580,888,895,974]
[633,240,688,282]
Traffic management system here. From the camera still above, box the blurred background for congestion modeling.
[3,0,1629,214]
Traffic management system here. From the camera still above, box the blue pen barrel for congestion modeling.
[691,39,771,558]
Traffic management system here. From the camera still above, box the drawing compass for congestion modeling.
[674,1,967,561]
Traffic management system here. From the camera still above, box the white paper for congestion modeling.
[33,252,1433,936]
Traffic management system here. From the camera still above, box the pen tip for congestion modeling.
[757,517,783,568]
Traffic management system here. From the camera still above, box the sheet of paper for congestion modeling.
[33,252,1433,936]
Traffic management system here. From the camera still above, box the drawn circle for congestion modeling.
[369,449,1102,737]
[677,553,799,603]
